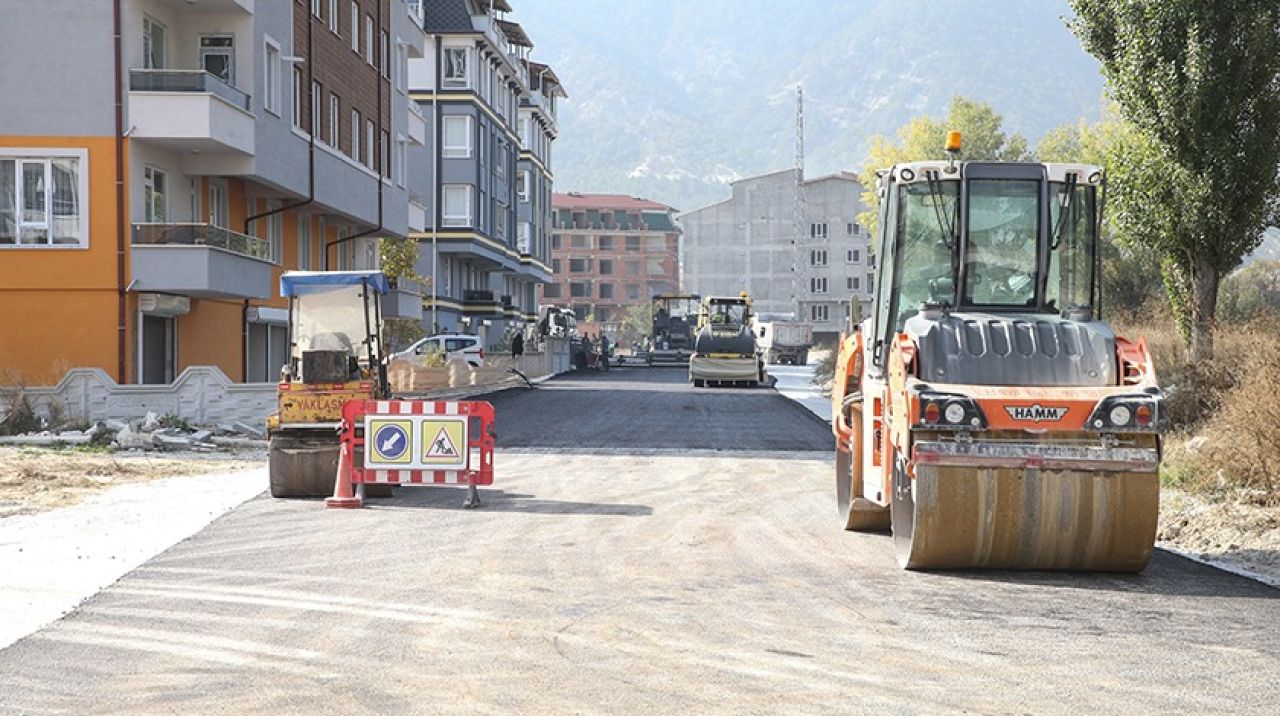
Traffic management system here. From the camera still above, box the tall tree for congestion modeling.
[1069,0,1280,360]
[857,97,1030,236]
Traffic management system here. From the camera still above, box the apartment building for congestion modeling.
[0,0,427,384]
[544,194,681,330]
[679,170,873,341]
[408,0,563,349]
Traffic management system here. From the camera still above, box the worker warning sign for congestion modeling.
[363,414,469,470]
[420,418,467,468]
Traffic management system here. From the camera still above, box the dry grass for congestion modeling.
[0,447,263,517]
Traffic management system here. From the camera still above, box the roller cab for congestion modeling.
[832,143,1166,572]
[690,293,765,387]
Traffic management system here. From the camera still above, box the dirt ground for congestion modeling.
[0,447,264,518]
[1159,487,1280,585]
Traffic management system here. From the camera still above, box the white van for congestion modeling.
[393,333,485,367]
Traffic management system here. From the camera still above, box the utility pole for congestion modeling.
[791,85,806,322]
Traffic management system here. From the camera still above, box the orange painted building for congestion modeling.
[1,0,427,386]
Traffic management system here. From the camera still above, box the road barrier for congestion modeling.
[326,399,496,510]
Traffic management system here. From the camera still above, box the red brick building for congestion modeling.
[543,193,680,332]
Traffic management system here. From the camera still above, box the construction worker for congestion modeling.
[511,330,525,360]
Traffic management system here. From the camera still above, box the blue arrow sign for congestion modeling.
[373,423,408,461]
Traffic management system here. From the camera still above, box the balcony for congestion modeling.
[128,70,254,156]
[131,223,274,299]
[383,283,424,321]
[462,289,503,317]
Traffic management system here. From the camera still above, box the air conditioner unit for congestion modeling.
[138,293,191,317]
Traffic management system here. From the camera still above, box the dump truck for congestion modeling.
[831,132,1165,572]
[268,271,391,498]
[755,318,813,365]
[648,293,700,366]
[689,293,765,387]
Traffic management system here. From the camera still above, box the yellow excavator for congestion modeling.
[832,133,1165,571]
[268,271,391,498]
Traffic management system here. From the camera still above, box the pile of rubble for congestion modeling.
[0,412,267,452]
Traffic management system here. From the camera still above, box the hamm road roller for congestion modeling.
[689,293,765,387]
[832,133,1166,571]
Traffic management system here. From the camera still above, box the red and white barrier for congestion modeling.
[326,399,495,509]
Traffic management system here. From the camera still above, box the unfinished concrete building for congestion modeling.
[678,170,873,341]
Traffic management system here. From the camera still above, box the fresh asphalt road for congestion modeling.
[0,368,1277,714]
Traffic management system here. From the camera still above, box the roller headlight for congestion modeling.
[1089,393,1165,433]
[914,390,987,431]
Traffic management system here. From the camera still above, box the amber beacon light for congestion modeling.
[945,130,963,153]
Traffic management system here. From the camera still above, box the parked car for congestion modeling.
[392,333,485,367]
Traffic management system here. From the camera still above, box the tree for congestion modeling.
[857,97,1031,236]
[1069,0,1280,360]
[379,236,429,290]
[617,304,652,345]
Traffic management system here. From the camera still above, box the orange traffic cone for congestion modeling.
[324,441,363,509]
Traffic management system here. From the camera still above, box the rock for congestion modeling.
[114,425,149,450]
[234,421,266,440]
[104,419,128,432]
[190,429,215,445]
[141,411,160,432]
[152,432,192,451]
[58,430,85,438]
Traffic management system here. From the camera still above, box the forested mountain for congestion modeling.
[516,0,1105,210]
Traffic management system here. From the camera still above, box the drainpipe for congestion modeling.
[113,0,128,382]
[430,34,440,333]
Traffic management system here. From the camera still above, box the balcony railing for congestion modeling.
[133,223,272,262]
[129,69,251,112]
[463,289,497,303]
[406,0,425,27]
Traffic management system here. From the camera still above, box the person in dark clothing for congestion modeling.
[511,331,525,359]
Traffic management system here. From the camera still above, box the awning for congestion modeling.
[280,270,390,297]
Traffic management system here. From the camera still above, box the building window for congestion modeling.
[495,139,507,179]
[810,277,828,294]
[810,249,827,267]
[551,234,561,250]
[846,248,860,263]
[381,130,390,178]
[543,283,561,298]
[810,222,828,239]
[380,31,390,77]
[350,109,361,161]
[328,0,339,33]
[569,258,590,273]
[569,282,589,298]
[847,276,860,291]
[570,235,588,249]
[599,283,614,299]
[442,185,471,227]
[598,235,613,250]
[349,1,359,51]
[311,0,322,17]
[142,16,166,69]
[298,214,312,270]
[868,254,876,268]
[143,166,166,223]
[625,236,641,251]
[810,304,829,322]
[443,47,469,88]
[517,221,531,254]
[0,152,88,247]
[848,221,860,235]
[494,200,506,240]
[516,170,529,202]
[551,258,561,273]
[329,94,340,147]
[442,116,472,158]
[311,81,323,136]
[365,15,375,65]
[626,284,640,301]
[599,259,614,275]
[263,39,281,115]
[266,200,283,264]
[292,66,304,128]
[365,119,375,169]
[624,260,640,275]
[518,117,531,148]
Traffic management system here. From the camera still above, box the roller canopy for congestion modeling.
[280,271,390,297]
